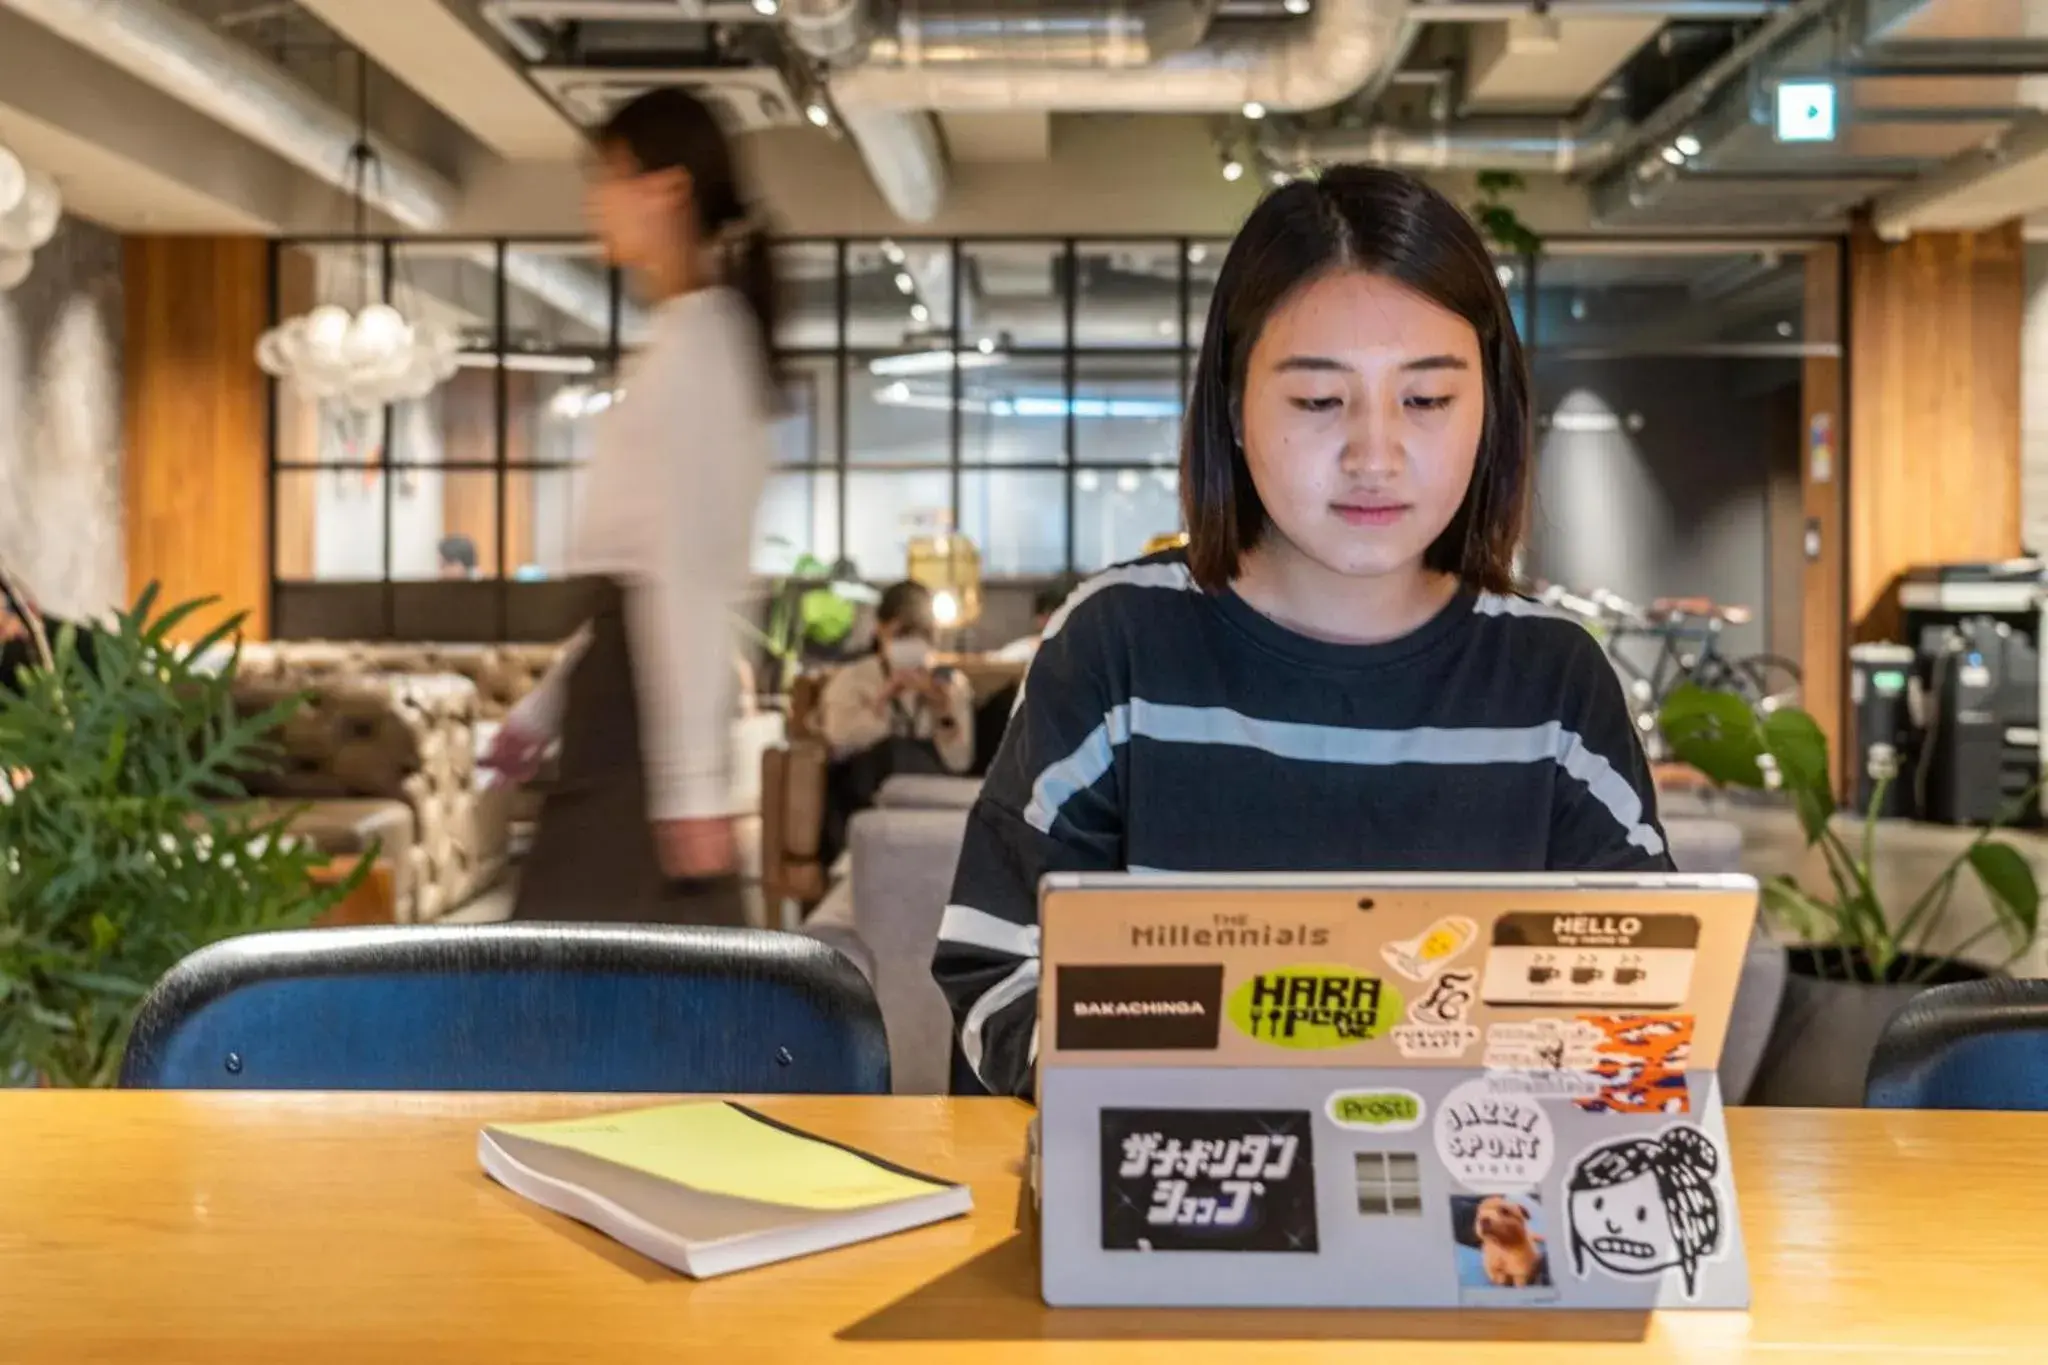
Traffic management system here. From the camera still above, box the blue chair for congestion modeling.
[1865,978,2048,1110]
[120,924,891,1094]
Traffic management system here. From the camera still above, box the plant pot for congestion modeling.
[1745,947,1986,1108]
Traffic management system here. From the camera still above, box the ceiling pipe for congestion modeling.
[838,105,951,223]
[1275,117,1625,173]
[814,0,1407,113]
[1405,0,1781,16]
[0,0,615,332]
[786,0,1217,66]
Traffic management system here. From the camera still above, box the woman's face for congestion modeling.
[585,145,687,272]
[1238,268,1485,583]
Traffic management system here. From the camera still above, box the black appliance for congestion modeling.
[1895,561,2045,826]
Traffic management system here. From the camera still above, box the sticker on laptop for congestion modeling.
[1380,915,1478,982]
[1388,966,1479,1059]
[1435,1079,1553,1191]
[1452,1192,1559,1303]
[1226,964,1402,1050]
[1481,912,1700,1008]
[1326,1088,1426,1133]
[1054,964,1225,1052]
[1571,1014,1695,1115]
[1565,1124,1727,1299]
[1099,1108,1318,1253]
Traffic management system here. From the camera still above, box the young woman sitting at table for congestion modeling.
[932,167,1672,1098]
[817,580,976,870]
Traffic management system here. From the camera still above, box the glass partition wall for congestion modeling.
[267,235,1836,644]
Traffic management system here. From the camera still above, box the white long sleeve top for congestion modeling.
[514,287,771,822]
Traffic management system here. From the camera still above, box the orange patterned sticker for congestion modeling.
[1571,1014,1693,1115]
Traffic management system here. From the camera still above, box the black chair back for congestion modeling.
[120,924,890,1094]
[1865,977,2048,1110]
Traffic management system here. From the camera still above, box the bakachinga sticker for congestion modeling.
[1228,964,1403,1049]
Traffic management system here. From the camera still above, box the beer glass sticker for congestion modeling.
[1481,912,1700,1007]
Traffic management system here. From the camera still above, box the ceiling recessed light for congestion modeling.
[1221,158,1244,182]
[910,303,929,324]
[894,271,915,294]
[881,240,905,265]
[1243,101,1266,120]
[752,0,779,14]
[1675,133,1702,157]
[804,102,831,128]
[1496,263,1515,286]
[977,336,996,354]
[1284,0,1310,12]
[1187,244,1207,265]
[1661,144,1687,166]
[1776,320,1794,337]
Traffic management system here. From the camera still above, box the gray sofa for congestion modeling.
[805,788,1786,1102]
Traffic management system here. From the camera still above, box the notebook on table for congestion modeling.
[1033,871,1758,1310]
[480,1101,972,1279]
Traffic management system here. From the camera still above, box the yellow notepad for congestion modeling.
[481,1101,974,1278]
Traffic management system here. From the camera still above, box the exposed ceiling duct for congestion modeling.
[838,105,950,223]
[789,1,1221,68]
[0,0,617,332]
[807,0,1408,113]
[1274,114,1626,173]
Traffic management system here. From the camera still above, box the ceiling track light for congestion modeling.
[1221,157,1244,182]
[804,101,832,128]
[1674,133,1702,158]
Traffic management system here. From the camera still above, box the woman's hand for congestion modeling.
[654,816,738,879]
[481,720,550,785]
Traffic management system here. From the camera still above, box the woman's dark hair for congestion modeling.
[876,580,936,640]
[598,87,779,394]
[1181,166,1531,594]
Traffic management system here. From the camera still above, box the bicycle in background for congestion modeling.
[1534,583,1802,761]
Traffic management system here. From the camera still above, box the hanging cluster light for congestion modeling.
[0,144,64,293]
[256,298,461,411]
[253,50,460,412]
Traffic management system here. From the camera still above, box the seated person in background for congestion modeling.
[438,535,480,580]
[993,582,1074,664]
[975,580,1076,776]
[817,580,975,870]
[933,167,1671,1099]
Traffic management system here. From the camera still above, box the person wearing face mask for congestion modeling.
[815,580,975,873]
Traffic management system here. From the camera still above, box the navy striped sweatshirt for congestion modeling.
[930,550,1672,1097]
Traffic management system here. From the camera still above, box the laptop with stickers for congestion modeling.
[1033,871,1758,1311]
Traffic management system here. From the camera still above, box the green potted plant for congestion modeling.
[0,585,366,1087]
[733,544,870,696]
[1660,683,2040,1106]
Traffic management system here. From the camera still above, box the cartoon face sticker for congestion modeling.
[1564,1125,1724,1297]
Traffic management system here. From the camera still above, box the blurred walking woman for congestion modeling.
[488,88,773,925]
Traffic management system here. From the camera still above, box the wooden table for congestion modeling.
[0,1093,2037,1364]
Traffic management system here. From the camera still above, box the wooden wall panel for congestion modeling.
[1802,244,1846,791]
[123,236,271,639]
[1847,220,2024,645]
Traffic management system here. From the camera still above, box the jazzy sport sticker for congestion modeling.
[1326,1088,1426,1132]
[1481,912,1700,1008]
[1099,1108,1319,1253]
[1227,964,1402,1050]
[1435,1079,1554,1191]
[1381,915,1479,982]
[1055,964,1225,1052]
[1390,966,1479,1061]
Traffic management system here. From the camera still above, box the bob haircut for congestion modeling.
[1180,166,1532,594]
